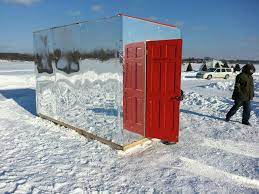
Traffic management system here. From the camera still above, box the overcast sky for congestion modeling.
[0,0,258,59]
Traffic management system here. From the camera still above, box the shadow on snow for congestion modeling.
[180,109,225,121]
[0,88,36,115]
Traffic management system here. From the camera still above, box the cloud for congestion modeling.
[66,10,81,17]
[192,25,208,31]
[2,0,41,6]
[91,4,103,12]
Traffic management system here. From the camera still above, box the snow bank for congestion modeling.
[0,74,35,89]
[204,81,234,91]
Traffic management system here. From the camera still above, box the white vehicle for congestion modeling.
[196,68,233,80]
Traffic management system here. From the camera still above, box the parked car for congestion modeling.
[196,68,233,80]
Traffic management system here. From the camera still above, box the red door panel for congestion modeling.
[146,39,182,142]
[123,42,145,135]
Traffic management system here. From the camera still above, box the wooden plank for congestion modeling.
[38,113,150,151]
[122,138,150,151]
[38,113,124,150]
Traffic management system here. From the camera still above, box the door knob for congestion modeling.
[171,96,182,101]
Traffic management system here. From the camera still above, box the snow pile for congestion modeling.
[204,81,234,91]
[183,91,225,107]
[181,89,258,144]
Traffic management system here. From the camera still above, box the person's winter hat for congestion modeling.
[242,64,256,75]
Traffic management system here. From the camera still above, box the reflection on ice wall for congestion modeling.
[33,16,129,144]
[33,15,181,144]
[34,29,56,118]
[122,16,181,46]
[55,58,125,143]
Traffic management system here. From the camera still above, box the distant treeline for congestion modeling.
[226,59,259,64]
[0,52,258,64]
[34,49,118,74]
[183,57,259,64]
[0,53,34,61]
[0,49,117,62]
[76,49,117,61]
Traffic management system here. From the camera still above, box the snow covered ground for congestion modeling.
[0,60,258,193]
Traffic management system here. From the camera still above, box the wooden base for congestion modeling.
[38,113,149,151]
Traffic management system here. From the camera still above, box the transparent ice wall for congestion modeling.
[34,15,181,145]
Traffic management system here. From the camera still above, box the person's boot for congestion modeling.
[225,116,230,122]
[242,121,251,126]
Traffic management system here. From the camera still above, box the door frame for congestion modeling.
[123,39,182,142]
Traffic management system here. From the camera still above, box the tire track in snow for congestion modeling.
[178,157,259,190]
[201,138,259,159]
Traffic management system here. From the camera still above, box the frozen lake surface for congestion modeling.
[0,60,258,193]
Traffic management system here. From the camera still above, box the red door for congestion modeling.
[123,42,145,135]
[146,39,182,142]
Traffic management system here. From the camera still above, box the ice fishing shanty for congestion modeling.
[33,14,183,150]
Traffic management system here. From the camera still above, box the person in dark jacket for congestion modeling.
[226,64,255,125]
